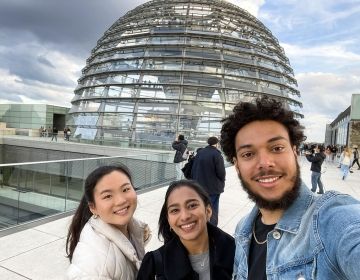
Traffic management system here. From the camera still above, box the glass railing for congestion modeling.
[0,153,176,231]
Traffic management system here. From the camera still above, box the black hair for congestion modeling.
[158,180,211,244]
[66,164,133,261]
[220,97,305,163]
[178,134,185,141]
[207,136,219,146]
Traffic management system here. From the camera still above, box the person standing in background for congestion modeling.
[51,127,58,142]
[351,146,360,170]
[172,134,188,180]
[305,145,326,194]
[191,136,226,226]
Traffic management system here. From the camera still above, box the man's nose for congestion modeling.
[257,151,275,168]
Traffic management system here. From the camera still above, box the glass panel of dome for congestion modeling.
[77,101,101,112]
[103,129,131,138]
[74,127,97,140]
[85,87,106,98]
[138,85,174,99]
[224,76,258,91]
[184,60,221,74]
[150,36,185,45]
[101,113,133,127]
[223,51,253,64]
[108,86,136,98]
[103,102,134,113]
[74,115,99,126]
[183,73,221,87]
[185,48,220,60]
[143,73,181,84]
[137,101,177,114]
[146,48,182,57]
[109,73,140,84]
[224,64,257,78]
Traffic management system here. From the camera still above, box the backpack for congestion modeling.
[182,148,189,160]
[181,157,194,179]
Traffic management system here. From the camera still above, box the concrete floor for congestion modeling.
[0,156,359,279]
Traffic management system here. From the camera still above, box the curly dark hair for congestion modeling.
[220,97,305,163]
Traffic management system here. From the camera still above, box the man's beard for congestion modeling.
[238,161,301,210]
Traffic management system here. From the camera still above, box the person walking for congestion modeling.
[305,145,326,194]
[51,127,58,142]
[351,146,360,170]
[220,97,360,279]
[65,127,71,141]
[191,136,225,226]
[340,147,352,180]
[172,134,188,180]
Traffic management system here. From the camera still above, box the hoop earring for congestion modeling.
[93,214,99,219]
[169,226,172,232]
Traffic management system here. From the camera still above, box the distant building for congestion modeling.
[69,0,302,148]
[0,104,69,133]
[325,94,360,147]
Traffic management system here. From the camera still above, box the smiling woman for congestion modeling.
[65,165,151,280]
[137,180,235,280]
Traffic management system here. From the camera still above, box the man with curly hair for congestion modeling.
[220,97,360,280]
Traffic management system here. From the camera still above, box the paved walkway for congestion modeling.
[0,156,359,279]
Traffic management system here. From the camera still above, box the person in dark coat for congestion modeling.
[191,137,225,226]
[137,180,235,280]
[172,134,188,180]
[305,145,326,194]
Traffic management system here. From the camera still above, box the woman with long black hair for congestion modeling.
[137,179,234,280]
[66,164,150,279]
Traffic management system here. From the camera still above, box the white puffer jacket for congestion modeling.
[66,216,151,280]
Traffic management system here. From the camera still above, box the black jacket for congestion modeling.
[191,146,226,195]
[172,139,188,163]
[137,223,235,280]
[306,152,326,172]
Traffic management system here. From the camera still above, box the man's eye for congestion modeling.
[123,187,130,192]
[103,195,112,199]
[273,146,284,152]
[241,152,253,158]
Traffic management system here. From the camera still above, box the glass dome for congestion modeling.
[68,0,302,148]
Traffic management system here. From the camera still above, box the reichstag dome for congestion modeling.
[69,0,302,148]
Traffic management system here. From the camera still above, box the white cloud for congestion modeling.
[283,42,360,63]
[296,72,360,142]
[301,113,332,143]
[226,0,266,17]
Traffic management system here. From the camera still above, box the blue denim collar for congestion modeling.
[237,182,315,239]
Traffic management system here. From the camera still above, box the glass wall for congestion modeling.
[0,153,174,230]
[69,0,302,148]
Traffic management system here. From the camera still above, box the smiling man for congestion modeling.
[220,97,360,280]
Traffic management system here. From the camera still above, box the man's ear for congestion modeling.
[233,157,240,175]
[293,146,298,158]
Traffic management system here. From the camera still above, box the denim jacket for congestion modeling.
[233,183,360,280]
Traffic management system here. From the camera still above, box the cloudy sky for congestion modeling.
[0,0,359,142]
